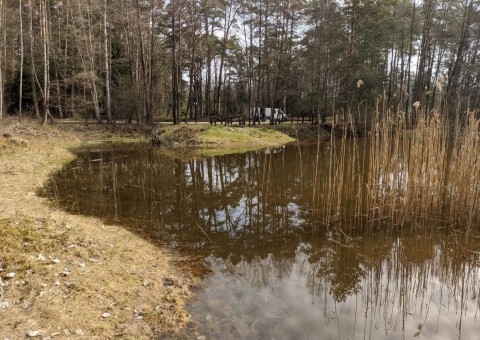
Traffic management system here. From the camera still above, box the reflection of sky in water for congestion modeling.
[196,196,305,235]
[377,166,408,193]
[191,247,480,340]
[189,157,243,191]
[377,164,444,193]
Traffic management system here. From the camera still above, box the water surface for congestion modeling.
[45,143,480,339]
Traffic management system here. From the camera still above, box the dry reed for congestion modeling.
[315,106,480,230]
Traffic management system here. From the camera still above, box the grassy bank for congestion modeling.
[152,124,295,156]
[0,119,295,339]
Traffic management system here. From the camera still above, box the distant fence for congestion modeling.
[209,114,246,126]
[207,113,321,126]
[290,114,318,125]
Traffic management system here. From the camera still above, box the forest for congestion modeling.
[0,0,478,125]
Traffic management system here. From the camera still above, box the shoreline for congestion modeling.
[0,120,297,338]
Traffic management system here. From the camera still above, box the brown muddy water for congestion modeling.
[43,142,480,339]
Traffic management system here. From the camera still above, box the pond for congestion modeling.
[44,142,480,339]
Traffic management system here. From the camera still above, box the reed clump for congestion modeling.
[316,107,480,230]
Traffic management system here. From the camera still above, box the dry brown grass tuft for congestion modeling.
[0,120,197,339]
[152,125,199,147]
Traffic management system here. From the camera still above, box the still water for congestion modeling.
[44,143,480,339]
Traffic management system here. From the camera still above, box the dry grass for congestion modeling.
[152,125,199,148]
[0,119,197,339]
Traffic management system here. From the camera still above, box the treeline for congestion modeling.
[0,0,478,124]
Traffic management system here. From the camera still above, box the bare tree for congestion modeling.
[0,0,479,125]
[104,0,112,123]
[171,0,181,124]
[40,0,51,126]
[18,0,24,118]
[214,1,240,116]
[27,0,40,119]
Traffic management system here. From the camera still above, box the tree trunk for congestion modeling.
[404,1,416,122]
[215,2,239,117]
[412,0,436,107]
[171,0,178,124]
[134,0,148,123]
[84,1,101,123]
[264,0,271,115]
[187,2,196,121]
[104,0,112,124]
[0,0,3,120]
[444,0,474,115]
[204,14,212,117]
[147,0,155,125]
[19,0,24,118]
[346,0,357,112]
[256,1,263,110]
[62,0,69,118]
[55,69,63,118]
[41,0,51,126]
[28,0,40,119]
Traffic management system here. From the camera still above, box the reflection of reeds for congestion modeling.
[317,108,480,230]
[298,226,480,340]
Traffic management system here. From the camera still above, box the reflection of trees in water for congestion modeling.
[223,254,295,290]
[47,144,480,337]
[199,227,480,338]
[295,228,480,338]
[49,145,319,259]
[297,231,365,302]
[179,148,311,260]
